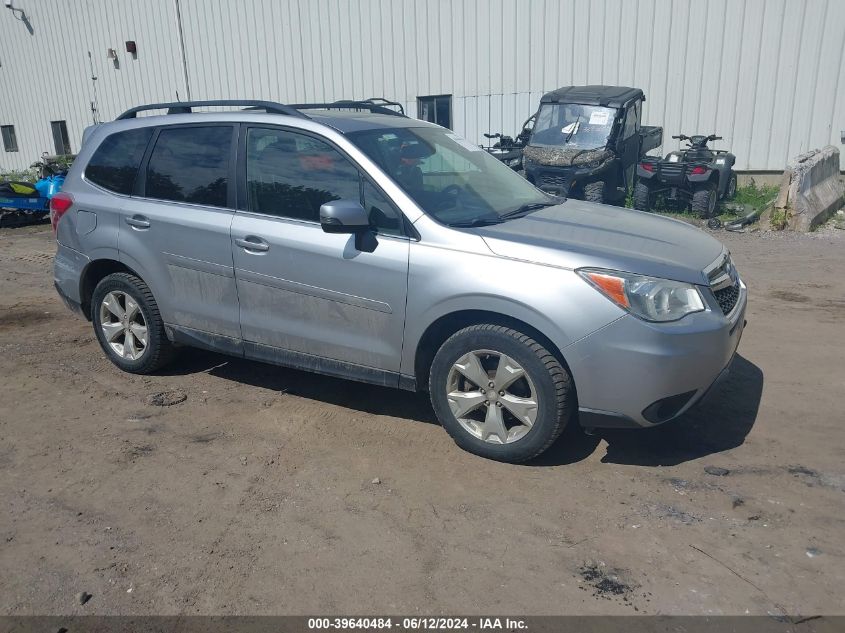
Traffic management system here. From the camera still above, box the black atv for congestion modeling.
[522,85,663,205]
[634,134,737,218]
[482,114,535,170]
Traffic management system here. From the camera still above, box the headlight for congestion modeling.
[577,268,705,322]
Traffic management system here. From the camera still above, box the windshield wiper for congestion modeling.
[498,201,557,220]
[447,217,505,228]
[564,115,581,144]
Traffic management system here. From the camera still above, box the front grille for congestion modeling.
[714,281,740,315]
[707,253,741,315]
[539,174,568,188]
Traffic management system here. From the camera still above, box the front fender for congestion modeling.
[401,240,625,382]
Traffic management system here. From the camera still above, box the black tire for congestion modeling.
[691,182,718,218]
[91,272,175,374]
[633,181,653,211]
[724,172,738,200]
[428,324,574,463]
[583,180,605,204]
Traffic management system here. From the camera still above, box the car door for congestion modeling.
[119,124,242,348]
[231,125,410,383]
[618,100,642,192]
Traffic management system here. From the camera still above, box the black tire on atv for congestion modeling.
[724,172,738,200]
[583,181,605,204]
[692,182,718,218]
[633,181,653,211]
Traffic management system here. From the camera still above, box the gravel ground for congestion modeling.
[0,223,843,617]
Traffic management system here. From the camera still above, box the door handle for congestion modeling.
[125,215,151,229]
[235,236,270,253]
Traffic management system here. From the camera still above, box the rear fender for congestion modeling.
[636,164,658,179]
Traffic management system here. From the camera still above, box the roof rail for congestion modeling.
[359,98,406,115]
[115,99,308,120]
[289,99,407,118]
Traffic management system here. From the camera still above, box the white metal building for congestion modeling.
[1,0,843,172]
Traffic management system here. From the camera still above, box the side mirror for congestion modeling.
[319,199,370,234]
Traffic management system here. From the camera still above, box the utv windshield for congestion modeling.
[348,126,554,227]
[530,104,616,150]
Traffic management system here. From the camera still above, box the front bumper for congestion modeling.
[525,162,611,196]
[569,279,747,429]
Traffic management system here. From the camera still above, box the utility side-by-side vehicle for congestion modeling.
[522,85,663,205]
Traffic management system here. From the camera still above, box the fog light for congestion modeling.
[642,390,697,424]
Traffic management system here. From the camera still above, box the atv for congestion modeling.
[634,134,737,218]
[522,85,663,205]
[482,114,535,170]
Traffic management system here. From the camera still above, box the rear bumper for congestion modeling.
[54,281,86,318]
[53,242,89,319]
[570,280,747,429]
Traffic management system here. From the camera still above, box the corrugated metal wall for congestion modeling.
[1,0,843,172]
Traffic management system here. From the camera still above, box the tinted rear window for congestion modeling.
[85,128,153,194]
[145,126,232,207]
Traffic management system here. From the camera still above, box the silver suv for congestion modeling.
[52,99,746,463]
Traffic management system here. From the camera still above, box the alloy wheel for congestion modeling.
[99,291,148,361]
[445,349,538,444]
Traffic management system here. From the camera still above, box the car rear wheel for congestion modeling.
[692,183,718,218]
[583,180,605,204]
[429,324,573,463]
[91,272,175,374]
[633,181,653,211]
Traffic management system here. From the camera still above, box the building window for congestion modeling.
[417,95,452,129]
[1,125,18,152]
[51,120,72,155]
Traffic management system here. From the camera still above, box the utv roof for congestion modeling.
[539,86,644,108]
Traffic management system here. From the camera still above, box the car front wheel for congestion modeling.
[429,324,574,462]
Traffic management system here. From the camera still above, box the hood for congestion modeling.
[523,145,613,167]
[476,200,725,285]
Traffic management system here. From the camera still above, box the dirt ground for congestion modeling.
[1,223,844,617]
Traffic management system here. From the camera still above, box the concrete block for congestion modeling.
[772,146,845,231]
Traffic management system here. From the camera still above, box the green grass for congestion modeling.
[1,156,73,184]
[0,168,37,183]
[732,180,779,209]
[642,179,780,226]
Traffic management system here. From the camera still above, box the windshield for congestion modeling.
[348,126,554,227]
[530,104,617,150]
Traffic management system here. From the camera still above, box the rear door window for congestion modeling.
[145,126,233,207]
[85,128,153,194]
